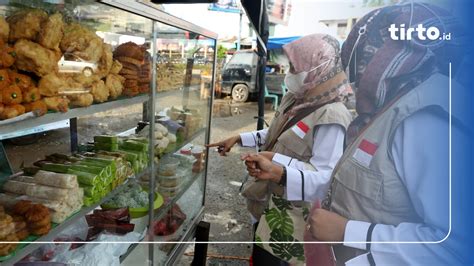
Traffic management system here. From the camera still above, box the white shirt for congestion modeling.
[240,124,346,202]
[343,109,461,265]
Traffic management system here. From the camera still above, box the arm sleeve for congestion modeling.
[343,110,460,265]
[240,128,268,147]
[280,124,345,202]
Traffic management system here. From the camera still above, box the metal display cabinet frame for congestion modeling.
[0,1,217,265]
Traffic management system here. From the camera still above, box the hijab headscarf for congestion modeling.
[341,3,465,143]
[283,34,352,115]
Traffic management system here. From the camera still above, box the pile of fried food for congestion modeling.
[0,201,52,257]
[113,42,151,97]
[0,9,149,121]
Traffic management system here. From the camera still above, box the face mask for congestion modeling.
[284,59,332,93]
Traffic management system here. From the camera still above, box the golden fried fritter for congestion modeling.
[109,60,123,75]
[96,43,113,78]
[60,23,103,63]
[37,13,64,51]
[0,17,9,42]
[0,42,16,68]
[68,93,93,107]
[38,72,66,96]
[43,96,69,113]
[7,9,48,42]
[105,74,124,99]
[14,39,60,77]
[90,80,109,103]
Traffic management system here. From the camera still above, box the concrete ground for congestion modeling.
[3,98,276,265]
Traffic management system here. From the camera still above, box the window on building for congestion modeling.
[337,23,348,38]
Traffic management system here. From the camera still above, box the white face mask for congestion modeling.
[284,59,332,93]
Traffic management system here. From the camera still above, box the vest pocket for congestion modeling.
[333,157,383,205]
[274,129,312,160]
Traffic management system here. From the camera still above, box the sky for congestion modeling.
[162,0,368,39]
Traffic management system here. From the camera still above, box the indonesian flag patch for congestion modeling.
[292,121,309,139]
[352,139,378,167]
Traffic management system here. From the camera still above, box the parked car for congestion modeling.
[221,50,284,102]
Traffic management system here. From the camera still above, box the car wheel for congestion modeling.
[83,67,93,77]
[232,84,249,102]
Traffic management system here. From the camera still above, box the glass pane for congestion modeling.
[0,0,154,264]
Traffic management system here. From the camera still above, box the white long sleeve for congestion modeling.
[343,109,464,265]
[240,128,269,147]
[271,124,346,202]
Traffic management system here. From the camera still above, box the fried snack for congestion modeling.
[8,70,32,91]
[14,39,60,77]
[66,73,100,89]
[22,87,41,103]
[16,229,29,241]
[60,23,103,62]
[0,104,25,120]
[30,223,50,236]
[120,62,140,72]
[90,80,109,103]
[115,57,142,68]
[119,68,138,76]
[38,72,66,96]
[11,216,24,223]
[25,204,49,223]
[122,87,139,97]
[124,80,138,87]
[105,74,124,99]
[0,104,4,116]
[139,84,150,94]
[68,93,93,107]
[109,60,123,75]
[12,201,33,216]
[37,13,64,51]
[23,100,48,116]
[13,221,26,231]
[0,69,10,90]
[0,43,15,68]
[7,9,48,42]
[123,75,139,81]
[0,223,14,239]
[43,96,69,113]
[29,216,50,229]
[0,234,18,256]
[0,213,13,226]
[2,85,22,105]
[97,43,113,78]
[113,42,145,61]
[0,17,8,42]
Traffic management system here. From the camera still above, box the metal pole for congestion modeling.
[237,10,243,50]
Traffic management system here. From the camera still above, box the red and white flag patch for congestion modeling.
[292,121,309,139]
[352,139,378,167]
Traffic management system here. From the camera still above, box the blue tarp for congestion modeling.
[267,36,301,50]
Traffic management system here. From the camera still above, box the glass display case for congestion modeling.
[0,0,216,265]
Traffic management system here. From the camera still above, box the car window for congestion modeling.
[228,52,255,66]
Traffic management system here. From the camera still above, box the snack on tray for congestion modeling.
[0,69,10,90]
[113,42,145,61]
[0,234,18,257]
[33,170,79,189]
[14,39,60,77]
[1,84,22,105]
[97,43,113,78]
[60,23,103,63]
[68,93,94,107]
[0,17,8,42]
[2,181,35,196]
[105,74,124,99]
[37,13,64,51]
[7,9,48,42]
[22,86,41,103]
[0,43,15,68]
[43,96,70,113]
[109,60,123,75]
[0,104,25,120]
[12,200,33,216]
[25,184,69,201]
[24,100,48,117]
[8,70,32,91]
[38,72,66,97]
[90,80,109,103]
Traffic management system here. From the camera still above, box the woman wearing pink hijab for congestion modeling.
[209,33,352,264]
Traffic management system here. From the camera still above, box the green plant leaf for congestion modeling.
[303,207,310,221]
[265,208,294,235]
[272,196,293,211]
[269,230,305,262]
[255,235,263,247]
